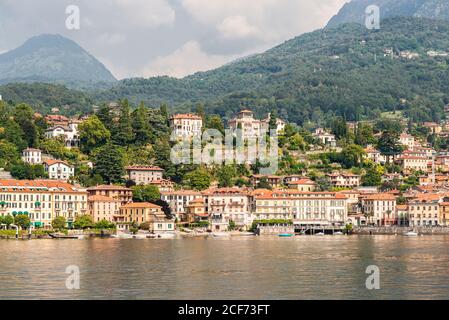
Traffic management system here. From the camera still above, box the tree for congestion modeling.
[93,144,124,184]
[184,168,211,191]
[330,116,348,140]
[0,215,14,227]
[14,214,31,230]
[113,99,134,146]
[340,144,366,168]
[205,115,225,134]
[95,219,115,230]
[256,177,272,190]
[377,130,403,163]
[13,103,38,147]
[10,163,46,180]
[96,103,114,131]
[52,216,66,230]
[217,165,236,188]
[355,123,376,147]
[362,166,382,186]
[315,176,332,191]
[132,102,152,146]
[0,141,20,168]
[132,185,161,202]
[269,110,278,131]
[78,115,111,154]
[74,215,94,229]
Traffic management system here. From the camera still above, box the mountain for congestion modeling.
[0,34,117,86]
[327,0,449,28]
[94,17,449,124]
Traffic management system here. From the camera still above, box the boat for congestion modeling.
[132,234,147,240]
[158,233,176,239]
[211,232,231,238]
[112,233,133,239]
[315,232,325,236]
[404,231,419,237]
[49,233,81,239]
[333,231,344,235]
[278,233,294,237]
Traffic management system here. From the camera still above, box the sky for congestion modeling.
[0,0,349,79]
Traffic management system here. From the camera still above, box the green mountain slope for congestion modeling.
[0,83,93,116]
[327,0,449,28]
[94,17,449,124]
[0,34,117,86]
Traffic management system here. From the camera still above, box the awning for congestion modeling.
[34,222,42,227]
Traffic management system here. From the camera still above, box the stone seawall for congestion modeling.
[257,225,295,235]
[354,226,449,235]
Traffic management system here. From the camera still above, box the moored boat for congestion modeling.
[278,233,294,237]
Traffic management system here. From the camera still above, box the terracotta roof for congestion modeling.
[121,202,162,209]
[160,190,202,196]
[125,166,164,171]
[44,159,71,166]
[364,193,396,201]
[170,113,202,120]
[287,179,316,185]
[88,195,120,202]
[87,185,132,191]
[0,179,84,193]
[396,205,408,210]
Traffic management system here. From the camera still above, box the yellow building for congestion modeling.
[116,202,175,233]
[0,179,88,228]
[88,195,121,223]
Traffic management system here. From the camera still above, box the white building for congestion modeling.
[228,110,286,140]
[160,190,203,221]
[21,148,42,164]
[399,133,415,150]
[43,160,75,181]
[45,122,80,148]
[169,114,203,139]
[313,128,337,148]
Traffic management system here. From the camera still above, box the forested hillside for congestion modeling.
[93,17,449,125]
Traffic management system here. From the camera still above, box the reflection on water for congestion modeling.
[1,235,449,300]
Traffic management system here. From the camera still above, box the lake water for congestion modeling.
[1,235,449,300]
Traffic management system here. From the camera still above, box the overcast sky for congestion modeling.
[0,0,349,79]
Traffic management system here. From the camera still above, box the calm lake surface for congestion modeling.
[1,235,449,300]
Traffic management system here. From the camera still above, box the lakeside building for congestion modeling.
[45,121,80,148]
[160,190,203,221]
[86,185,133,206]
[125,166,164,185]
[0,179,88,228]
[408,194,440,227]
[439,198,449,226]
[88,195,121,223]
[169,113,203,139]
[43,160,74,181]
[21,148,42,164]
[203,188,251,231]
[362,193,397,226]
[115,202,175,233]
[185,198,208,224]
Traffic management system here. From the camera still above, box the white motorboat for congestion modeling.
[333,231,344,235]
[404,231,419,237]
[315,232,325,236]
[211,232,231,238]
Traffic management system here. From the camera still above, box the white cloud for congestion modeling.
[142,40,254,78]
[182,0,348,43]
[218,16,259,39]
